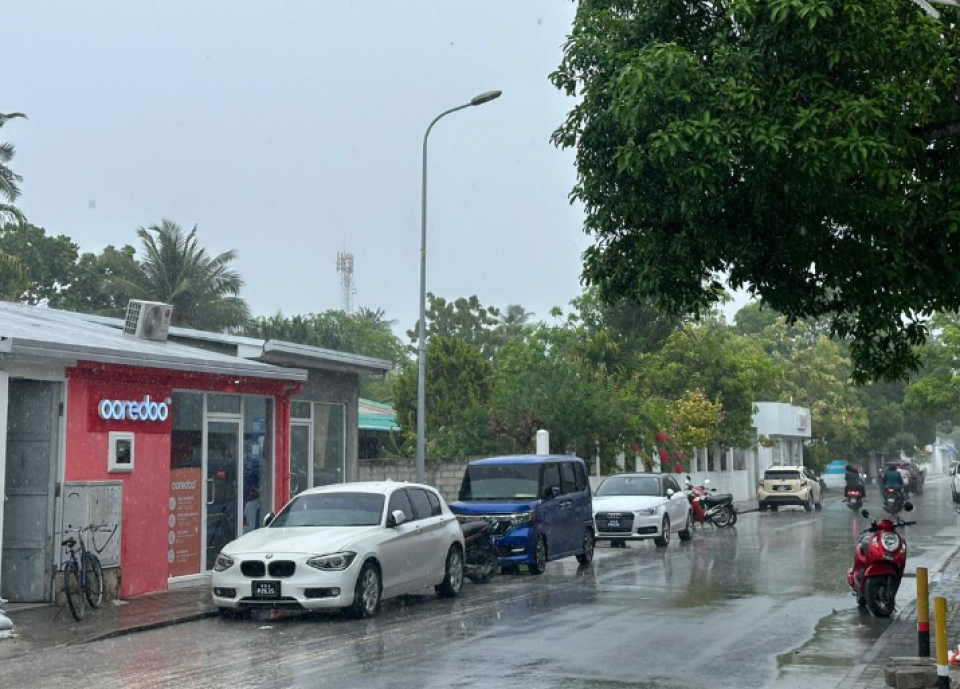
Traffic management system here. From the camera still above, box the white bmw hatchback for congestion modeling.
[211,481,465,618]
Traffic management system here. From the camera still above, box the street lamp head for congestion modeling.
[470,90,502,106]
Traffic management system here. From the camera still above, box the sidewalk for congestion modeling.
[0,586,216,662]
[843,551,960,688]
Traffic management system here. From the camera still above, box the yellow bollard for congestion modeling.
[918,567,930,657]
[935,596,949,689]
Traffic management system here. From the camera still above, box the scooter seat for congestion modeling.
[704,494,733,507]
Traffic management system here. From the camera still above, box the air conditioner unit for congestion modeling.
[123,300,174,342]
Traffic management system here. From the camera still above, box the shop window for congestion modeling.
[108,432,135,472]
[313,403,345,487]
[243,397,274,533]
[208,394,241,415]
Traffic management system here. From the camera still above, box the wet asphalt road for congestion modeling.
[9,478,960,689]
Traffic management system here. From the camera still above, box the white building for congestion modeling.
[685,402,812,502]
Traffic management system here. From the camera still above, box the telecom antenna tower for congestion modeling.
[336,251,356,314]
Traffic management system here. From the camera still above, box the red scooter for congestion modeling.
[847,504,915,617]
[684,477,737,527]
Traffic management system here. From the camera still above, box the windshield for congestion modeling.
[764,471,801,481]
[459,464,540,501]
[269,492,385,527]
[595,476,661,497]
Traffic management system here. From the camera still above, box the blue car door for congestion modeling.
[540,462,564,557]
[560,461,583,553]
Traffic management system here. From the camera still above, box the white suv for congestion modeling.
[758,466,823,512]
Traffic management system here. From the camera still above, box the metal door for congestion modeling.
[2,380,60,602]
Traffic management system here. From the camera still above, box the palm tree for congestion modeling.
[0,112,26,226]
[356,306,398,332]
[497,303,534,342]
[111,219,251,331]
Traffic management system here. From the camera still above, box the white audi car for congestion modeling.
[211,481,465,618]
[593,473,693,548]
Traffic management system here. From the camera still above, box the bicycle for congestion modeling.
[60,524,107,621]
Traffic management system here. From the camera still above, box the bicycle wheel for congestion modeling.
[64,560,85,621]
[83,553,104,608]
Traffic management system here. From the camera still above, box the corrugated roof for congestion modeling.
[56,309,393,374]
[359,398,399,431]
[0,302,307,381]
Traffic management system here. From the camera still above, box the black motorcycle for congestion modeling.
[844,486,865,511]
[882,487,905,515]
[704,492,737,527]
[461,519,499,584]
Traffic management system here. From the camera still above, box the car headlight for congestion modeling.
[306,552,357,571]
[213,553,235,572]
[509,512,533,526]
[636,507,658,516]
[880,532,901,552]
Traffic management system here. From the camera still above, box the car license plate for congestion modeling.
[252,581,280,599]
[607,520,620,529]
[775,486,790,491]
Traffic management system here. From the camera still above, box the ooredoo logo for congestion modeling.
[98,395,170,422]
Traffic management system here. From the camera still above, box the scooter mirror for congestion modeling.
[861,509,870,519]
[904,502,914,512]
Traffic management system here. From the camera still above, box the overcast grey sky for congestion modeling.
[6,1,748,331]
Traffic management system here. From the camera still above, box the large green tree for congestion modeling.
[393,336,494,457]
[0,223,80,304]
[110,219,250,331]
[553,0,960,382]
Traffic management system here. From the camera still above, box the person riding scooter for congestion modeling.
[844,464,865,502]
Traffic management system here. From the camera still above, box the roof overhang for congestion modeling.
[260,340,393,376]
[0,336,308,381]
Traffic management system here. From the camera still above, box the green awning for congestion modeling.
[359,398,399,432]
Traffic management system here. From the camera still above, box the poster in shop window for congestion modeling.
[168,467,202,577]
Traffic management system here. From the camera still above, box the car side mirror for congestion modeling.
[686,475,692,482]
[263,512,275,528]
[861,509,870,519]
[388,509,407,528]
[904,502,914,512]
[666,488,675,497]
[547,486,561,500]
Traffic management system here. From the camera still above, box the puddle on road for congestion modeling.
[776,604,890,686]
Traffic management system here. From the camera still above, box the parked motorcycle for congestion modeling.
[847,504,915,617]
[460,519,499,584]
[685,478,737,528]
[844,487,865,511]
[882,487,905,515]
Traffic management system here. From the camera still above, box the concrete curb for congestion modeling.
[79,609,219,646]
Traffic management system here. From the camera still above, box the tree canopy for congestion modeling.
[552,0,960,382]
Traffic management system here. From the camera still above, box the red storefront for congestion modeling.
[64,362,303,597]
[0,303,313,603]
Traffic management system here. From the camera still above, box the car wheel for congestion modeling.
[678,512,694,542]
[437,546,464,597]
[654,517,671,547]
[758,501,767,511]
[349,561,381,619]
[953,487,959,504]
[770,504,779,512]
[804,495,813,513]
[814,492,823,510]
[529,536,547,575]
[576,529,595,565]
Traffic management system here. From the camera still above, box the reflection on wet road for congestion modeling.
[9,478,960,688]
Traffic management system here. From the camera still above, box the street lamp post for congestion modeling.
[416,90,502,484]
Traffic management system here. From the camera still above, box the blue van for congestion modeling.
[449,455,594,574]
